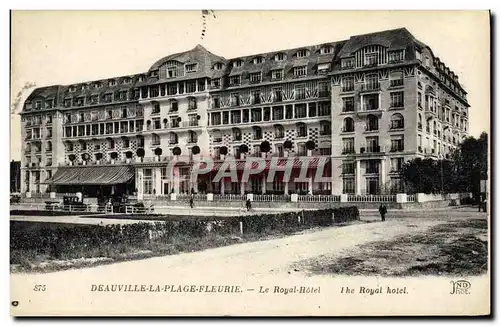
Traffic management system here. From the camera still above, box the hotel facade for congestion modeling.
[19,28,469,198]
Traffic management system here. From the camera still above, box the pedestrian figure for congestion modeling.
[189,196,194,209]
[378,203,387,222]
[246,199,252,212]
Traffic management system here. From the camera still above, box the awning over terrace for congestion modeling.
[44,166,134,185]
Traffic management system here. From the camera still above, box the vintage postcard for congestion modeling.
[9,10,490,316]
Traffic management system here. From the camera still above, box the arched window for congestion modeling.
[169,132,178,145]
[343,117,354,133]
[188,130,197,144]
[151,133,160,146]
[390,113,404,129]
[433,121,437,134]
[418,113,423,130]
[26,143,31,153]
[366,114,379,131]
[296,122,307,137]
[151,101,160,114]
[320,121,331,135]
[253,126,262,140]
[46,141,52,151]
[232,128,241,141]
[389,70,404,87]
[274,124,284,139]
[79,140,87,151]
[169,99,178,112]
[188,97,197,111]
[106,138,114,150]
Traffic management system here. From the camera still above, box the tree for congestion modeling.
[259,141,271,153]
[453,132,488,194]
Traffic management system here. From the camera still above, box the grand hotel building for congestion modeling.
[19,28,469,198]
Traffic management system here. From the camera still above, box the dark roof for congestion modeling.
[337,28,417,58]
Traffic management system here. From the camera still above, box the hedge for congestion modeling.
[11,207,360,262]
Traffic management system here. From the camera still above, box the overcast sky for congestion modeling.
[10,10,490,160]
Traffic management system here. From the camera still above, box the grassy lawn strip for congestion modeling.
[299,218,488,277]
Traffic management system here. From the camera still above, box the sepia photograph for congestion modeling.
[9,10,490,316]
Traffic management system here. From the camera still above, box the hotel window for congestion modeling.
[185,63,198,72]
[167,67,177,78]
[342,138,354,154]
[366,115,379,131]
[90,95,99,104]
[297,122,307,137]
[186,81,196,93]
[318,82,329,97]
[295,85,306,100]
[249,90,261,105]
[269,107,282,121]
[295,104,307,119]
[390,92,404,108]
[93,82,102,89]
[366,160,379,174]
[103,93,112,103]
[143,169,153,195]
[45,99,54,109]
[363,94,379,111]
[78,112,84,122]
[425,56,430,68]
[249,72,262,84]
[391,158,404,172]
[67,142,74,152]
[212,96,221,109]
[121,106,128,118]
[230,93,240,106]
[211,112,221,126]
[123,138,130,148]
[318,102,331,116]
[343,117,355,133]
[364,52,378,67]
[390,71,404,87]
[320,147,332,156]
[390,113,404,129]
[343,178,355,194]
[118,91,128,101]
[229,76,241,87]
[188,97,197,110]
[253,56,264,64]
[271,69,283,81]
[153,118,161,130]
[151,133,160,146]
[274,53,286,61]
[390,136,404,152]
[273,87,283,102]
[341,76,354,92]
[342,97,355,112]
[296,49,309,58]
[308,103,317,117]
[34,101,42,110]
[213,63,224,70]
[341,57,355,69]
[364,74,379,90]
[233,60,243,68]
[46,127,52,138]
[342,161,355,174]
[274,125,284,139]
[388,50,404,63]
[285,106,293,119]
[253,126,262,140]
[64,99,71,107]
[169,99,178,112]
[320,46,333,54]
[297,143,306,156]
[294,66,307,77]
[251,108,262,122]
[211,78,221,89]
[46,114,52,124]
[108,80,116,87]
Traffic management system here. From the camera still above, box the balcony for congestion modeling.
[360,83,380,92]
[389,79,404,88]
[341,86,354,93]
[342,149,356,155]
[425,109,436,119]
[358,145,385,155]
[389,146,404,153]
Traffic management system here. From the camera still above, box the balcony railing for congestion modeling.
[360,83,380,91]
[389,79,404,87]
[359,145,384,154]
[341,86,354,93]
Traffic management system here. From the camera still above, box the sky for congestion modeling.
[9,10,490,161]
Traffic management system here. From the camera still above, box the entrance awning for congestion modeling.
[44,166,134,185]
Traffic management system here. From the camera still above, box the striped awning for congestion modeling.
[44,166,134,185]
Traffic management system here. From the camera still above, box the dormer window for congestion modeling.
[35,101,42,110]
[274,53,286,61]
[213,62,224,70]
[185,63,198,73]
[229,75,241,87]
[233,60,244,68]
[108,80,116,87]
[293,66,307,78]
[271,69,283,81]
[211,78,221,89]
[90,95,99,104]
[296,49,309,58]
[45,99,54,109]
[69,86,76,93]
[388,50,404,63]
[150,70,159,77]
[123,77,132,84]
[341,57,355,69]
[81,84,88,91]
[249,72,262,84]
[138,75,145,82]
[320,46,333,55]
[93,82,102,89]
[253,56,264,64]
[364,52,379,67]
[63,98,72,107]
[317,63,330,74]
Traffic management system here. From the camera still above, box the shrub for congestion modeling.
[332,206,360,223]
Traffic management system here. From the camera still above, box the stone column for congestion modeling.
[261,175,266,194]
[356,160,361,195]
[380,158,386,194]
[240,181,245,195]
[154,167,162,195]
[220,180,225,194]
[136,168,144,200]
[284,182,289,195]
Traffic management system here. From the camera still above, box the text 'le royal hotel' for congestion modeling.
[20,28,469,198]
